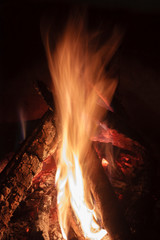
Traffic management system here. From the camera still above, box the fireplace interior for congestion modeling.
[0,1,160,240]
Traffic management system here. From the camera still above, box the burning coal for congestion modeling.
[44,16,123,239]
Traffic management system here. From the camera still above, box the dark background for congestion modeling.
[1,0,160,157]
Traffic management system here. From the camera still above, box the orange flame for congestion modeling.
[45,16,121,239]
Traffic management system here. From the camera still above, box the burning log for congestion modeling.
[35,82,133,239]
[0,109,58,238]
[88,149,132,240]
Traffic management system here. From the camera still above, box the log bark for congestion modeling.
[0,109,58,238]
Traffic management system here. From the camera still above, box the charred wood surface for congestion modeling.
[0,109,58,238]
[2,163,62,240]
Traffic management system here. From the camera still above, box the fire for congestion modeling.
[44,16,121,239]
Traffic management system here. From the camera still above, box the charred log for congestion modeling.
[34,80,55,112]
[88,148,132,240]
[0,109,58,238]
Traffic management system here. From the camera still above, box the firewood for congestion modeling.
[87,148,133,240]
[0,109,59,238]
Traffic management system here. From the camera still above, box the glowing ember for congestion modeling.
[45,16,120,239]
[102,158,109,168]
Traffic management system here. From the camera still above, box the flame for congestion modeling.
[44,16,121,239]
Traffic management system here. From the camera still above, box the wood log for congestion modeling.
[88,148,133,240]
[0,109,59,238]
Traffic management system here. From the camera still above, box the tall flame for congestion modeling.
[45,16,121,239]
